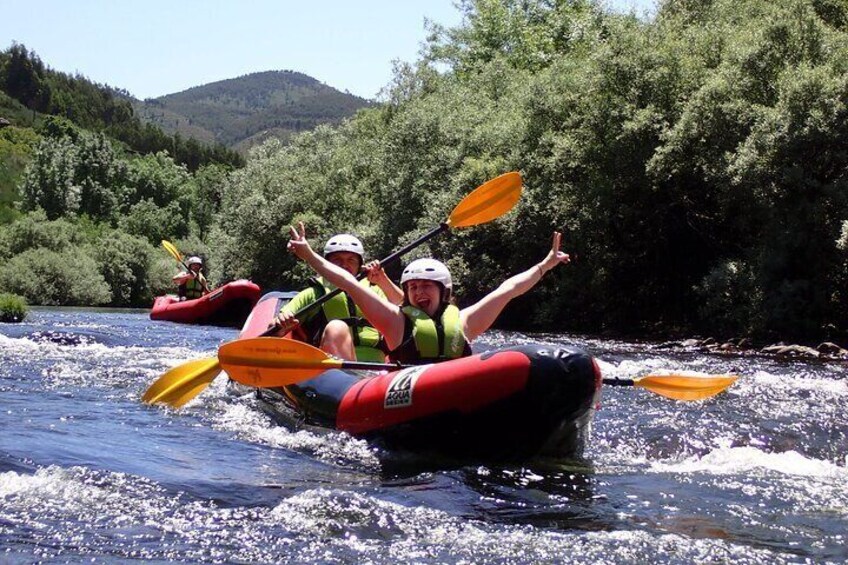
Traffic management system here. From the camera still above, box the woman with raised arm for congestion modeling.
[286,222,571,364]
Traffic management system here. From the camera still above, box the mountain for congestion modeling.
[133,71,374,152]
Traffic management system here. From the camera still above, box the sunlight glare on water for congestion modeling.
[1,310,846,563]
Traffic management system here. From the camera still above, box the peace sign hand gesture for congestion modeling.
[287,222,313,261]
[539,231,571,274]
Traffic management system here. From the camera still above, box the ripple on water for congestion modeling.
[208,394,381,471]
[1,333,215,398]
[0,465,797,564]
[3,312,848,563]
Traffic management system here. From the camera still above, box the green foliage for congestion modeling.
[694,260,763,336]
[147,254,178,300]
[0,292,27,323]
[0,90,41,128]
[0,247,110,306]
[123,151,191,209]
[0,210,87,260]
[0,43,243,171]
[0,44,50,112]
[188,164,229,238]
[425,0,599,74]
[119,199,188,244]
[208,131,380,289]
[202,0,848,341]
[3,1,847,341]
[0,124,40,223]
[0,211,183,307]
[20,131,193,241]
[21,129,124,220]
[92,230,158,306]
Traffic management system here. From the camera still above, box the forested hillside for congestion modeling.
[209,0,848,341]
[2,0,848,343]
[135,71,374,151]
[0,44,244,171]
[0,45,235,307]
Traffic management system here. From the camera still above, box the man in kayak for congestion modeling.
[172,256,210,301]
[286,222,571,364]
[271,233,403,362]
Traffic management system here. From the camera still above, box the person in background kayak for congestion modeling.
[286,222,571,364]
[172,256,210,301]
[271,233,403,362]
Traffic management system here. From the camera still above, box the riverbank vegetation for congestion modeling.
[0,292,27,323]
[2,0,848,343]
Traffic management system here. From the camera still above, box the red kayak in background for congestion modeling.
[150,279,261,328]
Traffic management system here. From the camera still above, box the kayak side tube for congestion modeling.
[281,345,600,462]
[239,292,602,462]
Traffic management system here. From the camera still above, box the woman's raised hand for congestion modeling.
[539,231,571,274]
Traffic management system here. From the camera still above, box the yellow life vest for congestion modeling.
[309,278,386,362]
[181,274,206,300]
[391,304,470,364]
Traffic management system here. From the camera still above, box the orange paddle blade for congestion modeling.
[635,373,738,401]
[218,338,342,388]
[447,171,523,228]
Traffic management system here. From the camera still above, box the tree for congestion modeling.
[1,43,50,113]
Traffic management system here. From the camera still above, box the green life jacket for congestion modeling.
[390,304,471,364]
[300,277,386,363]
[180,274,206,300]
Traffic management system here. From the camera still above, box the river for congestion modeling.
[1,308,846,563]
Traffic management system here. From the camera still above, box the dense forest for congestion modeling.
[0,44,244,171]
[0,44,232,306]
[134,70,374,152]
[2,0,848,343]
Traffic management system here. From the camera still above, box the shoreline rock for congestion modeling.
[655,337,848,360]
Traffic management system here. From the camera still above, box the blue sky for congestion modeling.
[0,0,656,101]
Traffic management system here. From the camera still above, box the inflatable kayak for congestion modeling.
[150,279,261,328]
[233,292,602,463]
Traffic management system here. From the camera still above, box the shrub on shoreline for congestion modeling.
[0,292,27,322]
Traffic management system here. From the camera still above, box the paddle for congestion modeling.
[602,373,738,401]
[162,240,211,293]
[142,172,524,407]
[218,337,405,387]
[140,358,221,406]
[220,337,738,401]
[285,170,523,322]
[162,239,186,269]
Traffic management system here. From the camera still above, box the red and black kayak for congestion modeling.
[236,292,602,463]
[150,279,261,328]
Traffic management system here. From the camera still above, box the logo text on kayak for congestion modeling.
[384,366,426,409]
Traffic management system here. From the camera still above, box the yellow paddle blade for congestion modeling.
[447,171,523,229]
[635,373,738,401]
[142,357,221,407]
[161,240,183,263]
[218,337,342,388]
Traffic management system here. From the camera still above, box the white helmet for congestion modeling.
[186,256,203,266]
[323,234,364,260]
[400,258,452,290]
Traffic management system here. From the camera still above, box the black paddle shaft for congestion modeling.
[262,223,449,337]
[603,378,635,387]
